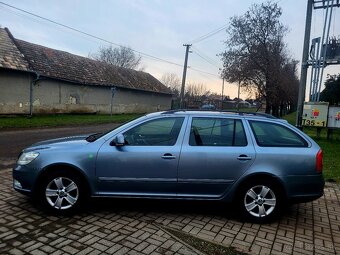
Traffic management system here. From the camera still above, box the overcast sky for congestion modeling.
[0,0,339,99]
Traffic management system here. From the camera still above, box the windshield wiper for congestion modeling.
[86,133,103,142]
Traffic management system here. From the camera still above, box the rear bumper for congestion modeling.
[283,174,325,203]
[288,193,323,203]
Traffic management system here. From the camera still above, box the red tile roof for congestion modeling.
[0,28,171,94]
[0,28,29,71]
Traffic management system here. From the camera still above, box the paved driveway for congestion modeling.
[0,160,339,255]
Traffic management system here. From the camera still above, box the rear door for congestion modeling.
[177,116,255,198]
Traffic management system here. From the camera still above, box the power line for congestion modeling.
[191,46,221,69]
[0,1,222,79]
[187,24,228,44]
[193,51,220,68]
[0,1,183,67]
[0,5,101,45]
[189,67,220,78]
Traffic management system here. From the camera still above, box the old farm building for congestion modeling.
[0,27,172,114]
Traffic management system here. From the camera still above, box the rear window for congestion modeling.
[249,121,308,147]
[189,118,247,146]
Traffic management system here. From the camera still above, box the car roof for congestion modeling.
[149,109,276,119]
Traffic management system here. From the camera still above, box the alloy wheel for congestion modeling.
[244,185,276,218]
[45,177,79,210]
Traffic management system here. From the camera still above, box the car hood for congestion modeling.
[25,134,91,151]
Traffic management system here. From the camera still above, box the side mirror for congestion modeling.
[114,134,125,146]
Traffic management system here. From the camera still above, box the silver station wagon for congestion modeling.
[13,110,324,222]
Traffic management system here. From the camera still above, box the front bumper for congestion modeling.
[12,164,37,195]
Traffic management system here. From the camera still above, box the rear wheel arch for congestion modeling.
[233,173,287,202]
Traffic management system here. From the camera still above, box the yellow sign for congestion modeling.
[302,102,329,127]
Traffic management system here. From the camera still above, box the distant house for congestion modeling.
[0,27,172,114]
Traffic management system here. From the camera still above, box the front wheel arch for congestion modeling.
[34,163,91,197]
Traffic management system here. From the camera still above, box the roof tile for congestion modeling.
[0,28,171,94]
[0,28,29,71]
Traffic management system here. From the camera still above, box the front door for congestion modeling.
[95,116,186,196]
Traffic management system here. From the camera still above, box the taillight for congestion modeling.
[316,150,323,173]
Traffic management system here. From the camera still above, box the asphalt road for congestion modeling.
[0,123,119,159]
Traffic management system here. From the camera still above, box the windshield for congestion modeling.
[85,115,145,142]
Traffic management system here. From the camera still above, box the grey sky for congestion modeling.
[0,0,339,99]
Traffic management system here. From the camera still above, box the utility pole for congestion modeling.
[296,0,313,127]
[221,77,225,110]
[237,79,241,111]
[180,44,191,109]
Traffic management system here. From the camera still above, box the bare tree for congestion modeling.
[161,73,181,97]
[186,82,209,99]
[90,45,142,70]
[185,82,210,108]
[220,1,296,116]
[278,60,300,114]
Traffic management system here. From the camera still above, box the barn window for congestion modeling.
[69,95,78,104]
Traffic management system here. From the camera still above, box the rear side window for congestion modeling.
[189,118,247,146]
[249,121,308,147]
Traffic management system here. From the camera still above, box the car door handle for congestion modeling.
[237,155,252,160]
[162,153,176,160]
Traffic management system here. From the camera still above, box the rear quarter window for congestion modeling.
[249,120,308,147]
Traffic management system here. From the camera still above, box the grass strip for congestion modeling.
[0,113,142,129]
[163,226,247,255]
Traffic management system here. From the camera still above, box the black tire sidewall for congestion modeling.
[37,170,86,215]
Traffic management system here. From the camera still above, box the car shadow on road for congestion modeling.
[20,194,297,223]
[87,197,240,220]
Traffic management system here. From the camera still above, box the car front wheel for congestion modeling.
[37,171,86,214]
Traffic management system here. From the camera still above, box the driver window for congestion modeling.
[123,117,184,146]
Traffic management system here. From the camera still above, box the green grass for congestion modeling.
[282,111,340,182]
[164,226,245,255]
[0,114,142,129]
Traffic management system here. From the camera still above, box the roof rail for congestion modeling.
[161,109,277,119]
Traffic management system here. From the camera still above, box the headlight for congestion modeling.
[17,151,40,165]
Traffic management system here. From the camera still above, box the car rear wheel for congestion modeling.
[237,180,283,223]
[37,171,87,214]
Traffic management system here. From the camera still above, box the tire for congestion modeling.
[36,170,87,215]
[236,179,283,223]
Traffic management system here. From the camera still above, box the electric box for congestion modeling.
[302,102,329,127]
[327,106,340,128]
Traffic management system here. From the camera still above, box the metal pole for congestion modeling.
[317,0,334,101]
[309,60,315,101]
[29,73,39,116]
[180,44,191,109]
[312,38,321,101]
[237,79,240,111]
[110,87,116,116]
[221,78,224,110]
[309,38,318,101]
[29,80,33,116]
[296,0,313,127]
